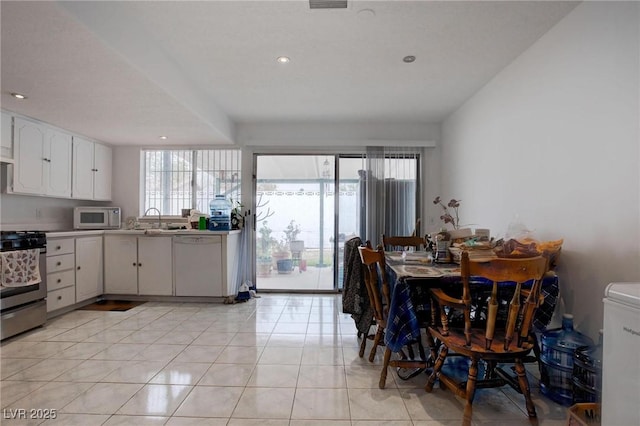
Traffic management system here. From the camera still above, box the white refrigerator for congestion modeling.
[602,282,640,426]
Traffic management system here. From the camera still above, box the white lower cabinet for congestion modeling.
[104,236,138,294]
[47,286,76,312]
[138,237,173,296]
[104,235,173,296]
[75,236,103,302]
[46,235,102,312]
[46,237,75,313]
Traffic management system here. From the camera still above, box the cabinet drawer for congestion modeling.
[46,253,74,273]
[47,286,75,312]
[47,239,75,256]
[47,270,75,292]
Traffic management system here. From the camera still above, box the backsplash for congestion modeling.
[0,193,109,231]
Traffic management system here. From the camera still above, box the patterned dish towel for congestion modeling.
[0,249,41,287]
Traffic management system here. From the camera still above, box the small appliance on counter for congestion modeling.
[74,206,121,230]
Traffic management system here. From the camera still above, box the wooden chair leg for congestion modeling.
[369,325,384,362]
[425,343,447,392]
[358,331,367,358]
[515,358,537,418]
[425,333,438,367]
[463,357,479,425]
[379,347,392,389]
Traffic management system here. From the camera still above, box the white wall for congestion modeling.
[440,2,640,339]
[110,146,141,220]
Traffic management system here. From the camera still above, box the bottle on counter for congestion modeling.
[209,195,232,231]
[539,313,594,406]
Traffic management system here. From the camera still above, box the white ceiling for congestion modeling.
[0,1,579,147]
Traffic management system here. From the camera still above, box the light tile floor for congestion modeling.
[1,294,570,425]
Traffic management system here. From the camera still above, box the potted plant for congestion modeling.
[283,220,301,245]
[272,237,292,274]
[273,220,303,274]
[230,198,244,230]
[257,221,275,276]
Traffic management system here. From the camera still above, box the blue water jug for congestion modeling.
[209,195,232,231]
[539,313,594,406]
[572,330,603,403]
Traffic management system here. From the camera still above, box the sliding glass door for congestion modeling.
[254,151,420,292]
[255,155,335,291]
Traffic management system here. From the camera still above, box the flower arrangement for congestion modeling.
[433,196,461,229]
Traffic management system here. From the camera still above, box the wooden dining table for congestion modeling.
[383,251,559,354]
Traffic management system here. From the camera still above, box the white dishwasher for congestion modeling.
[174,235,223,297]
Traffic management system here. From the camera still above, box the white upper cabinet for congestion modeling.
[72,136,112,201]
[93,141,112,201]
[44,127,72,197]
[1,111,13,161]
[13,117,72,197]
[13,117,45,194]
[11,114,110,200]
[72,137,95,199]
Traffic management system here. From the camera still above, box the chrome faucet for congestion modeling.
[144,207,162,228]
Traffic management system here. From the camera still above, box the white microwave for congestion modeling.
[74,207,121,230]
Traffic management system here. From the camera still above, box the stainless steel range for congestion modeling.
[1,231,47,340]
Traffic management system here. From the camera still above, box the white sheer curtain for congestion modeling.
[363,146,421,247]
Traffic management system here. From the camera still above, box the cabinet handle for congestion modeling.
[57,296,62,300]
[138,263,142,267]
[57,279,61,283]
[77,266,81,270]
[133,262,137,267]
[56,246,61,250]
[56,261,61,266]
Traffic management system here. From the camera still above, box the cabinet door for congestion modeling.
[44,128,72,197]
[72,136,95,199]
[93,143,112,201]
[138,237,173,296]
[75,236,103,302]
[104,236,138,294]
[1,111,12,159]
[13,117,45,194]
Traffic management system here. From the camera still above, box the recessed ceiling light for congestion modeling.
[277,56,290,64]
[159,136,168,140]
[11,92,27,99]
[403,56,416,63]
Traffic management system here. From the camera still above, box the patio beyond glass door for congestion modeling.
[255,155,335,291]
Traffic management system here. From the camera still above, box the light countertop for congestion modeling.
[46,229,242,238]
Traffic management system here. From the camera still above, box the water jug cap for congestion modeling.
[562,313,573,320]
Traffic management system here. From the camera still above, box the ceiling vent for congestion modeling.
[309,0,347,9]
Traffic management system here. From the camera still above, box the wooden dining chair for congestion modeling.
[358,244,430,388]
[381,234,427,252]
[425,251,549,425]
